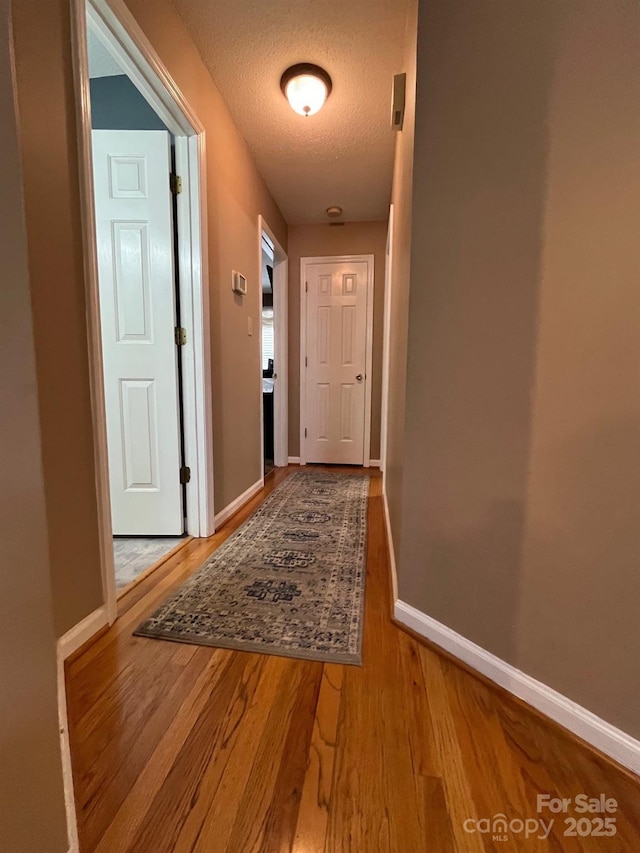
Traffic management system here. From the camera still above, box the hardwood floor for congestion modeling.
[66,467,640,852]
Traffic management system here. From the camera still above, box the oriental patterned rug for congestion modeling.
[134,471,369,664]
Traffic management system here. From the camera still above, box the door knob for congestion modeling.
[356,373,363,381]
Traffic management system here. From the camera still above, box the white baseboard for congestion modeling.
[382,488,398,602]
[368,458,381,468]
[394,600,640,776]
[59,604,108,661]
[287,456,301,465]
[214,477,263,529]
[57,649,79,853]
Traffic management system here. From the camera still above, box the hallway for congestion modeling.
[4,0,640,847]
[66,468,640,852]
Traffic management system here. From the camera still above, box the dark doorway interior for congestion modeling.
[261,234,275,474]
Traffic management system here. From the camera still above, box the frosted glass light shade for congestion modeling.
[280,64,332,117]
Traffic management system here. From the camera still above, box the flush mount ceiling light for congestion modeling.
[280,63,332,117]
[326,206,343,218]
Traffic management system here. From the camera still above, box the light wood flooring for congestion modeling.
[66,467,640,852]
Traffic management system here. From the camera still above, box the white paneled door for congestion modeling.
[303,258,371,465]
[92,130,183,535]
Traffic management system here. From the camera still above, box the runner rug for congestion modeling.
[134,471,369,664]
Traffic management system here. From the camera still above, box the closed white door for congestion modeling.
[303,258,370,464]
[92,129,183,535]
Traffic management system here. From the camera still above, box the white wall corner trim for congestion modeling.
[56,649,80,853]
[382,489,398,602]
[287,456,301,465]
[214,478,264,529]
[59,604,109,661]
[369,459,381,468]
[393,600,640,776]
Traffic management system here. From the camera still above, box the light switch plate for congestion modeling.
[232,270,247,295]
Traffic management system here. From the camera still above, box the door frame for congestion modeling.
[258,216,289,471]
[299,254,375,467]
[70,0,215,624]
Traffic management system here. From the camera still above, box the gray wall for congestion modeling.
[1,3,69,849]
[397,0,640,739]
[90,74,169,130]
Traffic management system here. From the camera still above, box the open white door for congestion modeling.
[302,257,371,465]
[92,129,183,535]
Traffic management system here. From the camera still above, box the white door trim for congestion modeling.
[70,0,214,624]
[258,216,288,471]
[299,254,375,467]
[380,204,394,479]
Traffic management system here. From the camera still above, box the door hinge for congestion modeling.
[170,173,183,195]
[179,466,191,485]
[305,356,308,367]
[305,428,307,438]
[305,281,308,293]
[174,326,187,346]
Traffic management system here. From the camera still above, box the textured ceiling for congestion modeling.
[87,29,124,78]
[170,0,410,224]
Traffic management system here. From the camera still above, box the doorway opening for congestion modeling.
[261,233,276,475]
[258,217,289,473]
[86,27,187,591]
[72,0,215,622]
